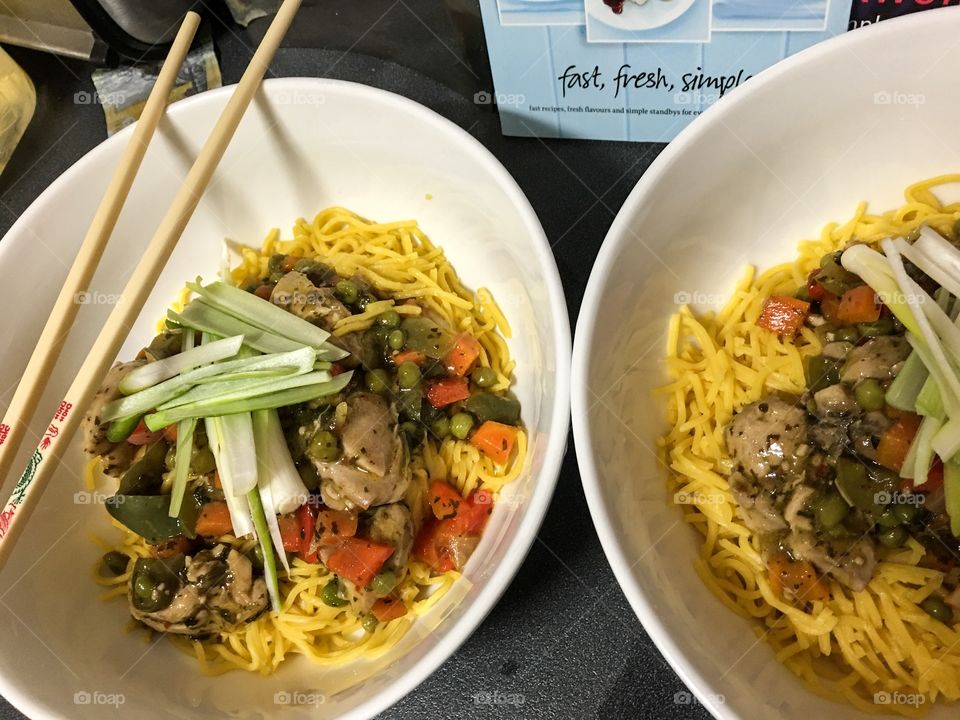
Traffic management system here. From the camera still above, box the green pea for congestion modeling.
[431,416,450,439]
[335,279,359,304]
[387,329,406,351]
[450,412,474,440]
[876,509,901,529]
[921,596,954,624]
[191,446,217,476]
[377,310,401,328]
[365,369,391,395]
[369,571,398,597]
[471,366,497,389]
[101,551,129,576]
[307,430,339,463]
[816,493,849,529]
[362,614,379,632]
[833,326,859,344]
[321,579,348,608]
[397,362,421,390]
[854,378,885,412]
[893,502,919,525]
[878,526,908,548]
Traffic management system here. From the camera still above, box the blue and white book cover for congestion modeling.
[480,0,857,141]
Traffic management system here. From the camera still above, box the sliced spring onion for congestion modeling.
[945,458,960,537]
[898,229,960,299]
[150,370,333,420]
[204,416,255,537]
[252,408,307,515]
[118,335,243,395]
[100,348,318,423]
[190,367,295,384]
[247,486,281,613]
[906,334,960,419]
[916,375,946,419]
[214,412,258,496]
[171,301,303,354]
[105,413,142,442]
[187,279,331,348]
[911,415,943,487]
[841,244,920,335]
[143,371,353,430]
[933,416,960,464]
[885,351,929,412]
[168,417,197,517]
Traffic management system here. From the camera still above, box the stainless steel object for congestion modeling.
[0,0,198,62]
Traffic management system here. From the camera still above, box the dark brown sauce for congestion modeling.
[603,0,625,14]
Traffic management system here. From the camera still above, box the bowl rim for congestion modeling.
[0,77,571,720]
[570,8,960,720]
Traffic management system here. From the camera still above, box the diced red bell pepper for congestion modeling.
[425,377,471,408]
[414,489,494,572]
[393,350,426,366]
[316,508,359,546]
[296,502,318,562]
[757,295,810,336]
[806,270,826,301]
[127,419,164,446]
[278,513,302,552]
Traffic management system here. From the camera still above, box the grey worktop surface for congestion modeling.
[0,2,710,718]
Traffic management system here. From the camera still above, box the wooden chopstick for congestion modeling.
[0,0,302,568]
[0,11,201,497]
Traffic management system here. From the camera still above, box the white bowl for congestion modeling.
[572,8,960,720]
[0,78,570,719]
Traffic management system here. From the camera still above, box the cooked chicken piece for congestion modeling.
[785,529,876,592]
[363,503,414,574]
[783,485,816,533]
[271,270,351,326]
[128,545,267,636]
[849,411,892,462]
[726,397,810,480]
[808,421,848,459]
[841,336,910,384]
[813,384,858,417]
[821,341,854,360]
[316,393,411,511]
[726,396,810,534]
[83,360,145,477]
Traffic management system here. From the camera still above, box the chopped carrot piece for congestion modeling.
[836,285,880,324]
[326,537,395,588]
[315,508,359,546]
[425,377,471,408]
[280,255,300,272]
[768,552,829,603]
[444,333,481,376]
[757,295,810,336]
[429,481,463,521]
[470,421,518,464]
[820,292,842,324]
[371,597,407,622]
[877,412,922,472]
[195,502,233,537]
[393,350,425,366]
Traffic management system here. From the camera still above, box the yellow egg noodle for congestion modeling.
[658,174,960,715]
[92,207,527,674]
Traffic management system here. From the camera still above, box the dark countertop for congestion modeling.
[0,2,710,718]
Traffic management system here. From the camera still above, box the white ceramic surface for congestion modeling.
[0,79,570,719]
[587,0,696,31]
[573,8,960,720]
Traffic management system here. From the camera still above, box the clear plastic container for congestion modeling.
[0,48,35,176]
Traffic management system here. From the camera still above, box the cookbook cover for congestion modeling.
[479,0,946,142]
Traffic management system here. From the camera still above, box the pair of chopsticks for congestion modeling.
[0,0,302,569]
